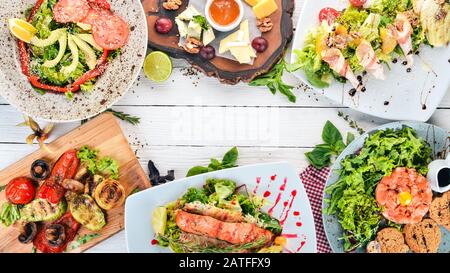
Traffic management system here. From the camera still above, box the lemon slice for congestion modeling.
[152,206,167,235]
[8,18,36,43]
[143,51,172,82]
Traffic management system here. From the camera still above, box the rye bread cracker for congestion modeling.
[404,218,441,253]
[429,191,450,231]
[375,227,409,253]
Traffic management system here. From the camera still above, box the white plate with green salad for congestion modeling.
[323,121,449,253]
[290,0,449,121]
[0,0,147,122]
[125,162,317,253]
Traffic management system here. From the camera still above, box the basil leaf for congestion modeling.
[322,120,343,145]
[346,132,355,145]
[208,158,222,170]
[222,146,238,166]
[305,146,333,169]
[186,166,210,177]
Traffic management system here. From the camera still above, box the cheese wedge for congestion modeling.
[202,27,215,45]
[177,5,201,21]
[230,46,256,64]
[244,0,260,7]
[253,0,278,19]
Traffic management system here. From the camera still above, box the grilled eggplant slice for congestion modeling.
[68,194,106,231]
[93,179,125,210]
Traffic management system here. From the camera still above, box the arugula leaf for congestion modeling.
[250,59,296,103]
[186,147,239,177]
[67,233,100,251]
[193,15,210,31]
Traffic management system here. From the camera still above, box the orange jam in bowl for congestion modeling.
[209,0,241,26]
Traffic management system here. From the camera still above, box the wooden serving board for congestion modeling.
[0,113,151,253]
[143,0,295,84]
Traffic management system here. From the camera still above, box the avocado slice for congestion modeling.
[20,198,67,222]
[42,31,68,68]
[76,22,92,31]
[76,34,102,51]
[60,34,79,76]
[31,28,65,48]
[72,35,97,70]
[68,194,106,231]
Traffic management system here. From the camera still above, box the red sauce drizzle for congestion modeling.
[293,211,300,216]
[296,222,303,227]
[252,177,261,195]
[267,177,288,216]
[270,175,277,181]
[151,239,158,245]
[281,233,298,238]
[263,191,271,198]
[295,241,306,253]
[280,190,297,225]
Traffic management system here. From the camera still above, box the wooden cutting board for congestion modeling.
[0,113,151,253]
[143,0,295,84]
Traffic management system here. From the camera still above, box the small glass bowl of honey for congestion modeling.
[205,0,244,32]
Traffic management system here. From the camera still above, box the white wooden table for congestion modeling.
[0,1,448,252]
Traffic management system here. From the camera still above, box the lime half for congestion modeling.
[143,51,172,82]
[152,206,167,235]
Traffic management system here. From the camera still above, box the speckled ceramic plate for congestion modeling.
[291,0,450,122]
[323,121,450,253]
[126,162,317,253]
[0,0,147,122]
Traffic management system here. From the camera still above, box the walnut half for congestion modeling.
[183,37,203,54]
[163,0,182,10]
[256,17,273,33]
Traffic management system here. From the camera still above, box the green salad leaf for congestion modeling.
[77,146,119,179]
[0,202,21,227]
[337,6,369,31]
[325,126,432,251]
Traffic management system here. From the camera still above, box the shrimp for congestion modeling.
[388,13,414,68]
[321,48,363,92]
[375,167,432,224]
[184,201,243,222]
[175,210,273,245]
[356,40,385,80]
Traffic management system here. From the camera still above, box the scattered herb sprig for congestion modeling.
[186,147,238,177]
[81,109,140,125]
[338,111,366,135]
[0,185,5,193]
[305,121,354,169]
[250,59,296,103]
[17,116,54,153]
[66,233,100,251]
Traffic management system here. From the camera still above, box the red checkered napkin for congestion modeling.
[299,165,332,253]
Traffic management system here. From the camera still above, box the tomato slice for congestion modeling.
[318,7,340,25]
[348,0,367,8]
[92,14,129,50]
[53,0,90,23]
[5,177,35,205]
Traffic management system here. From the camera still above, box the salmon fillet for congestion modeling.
[176,210,273,244]
[184,201,243,222]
